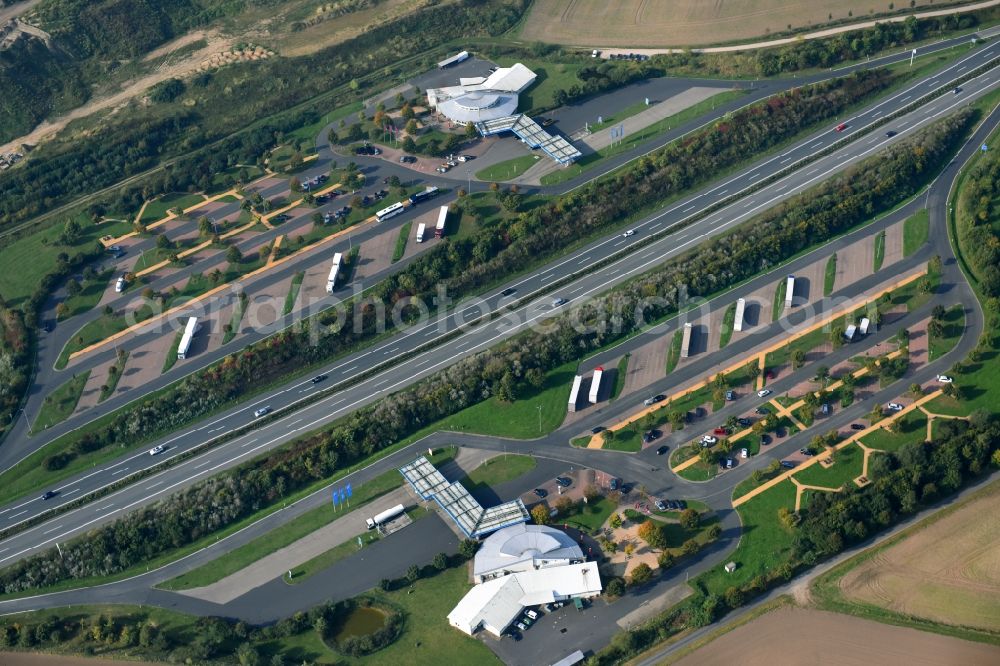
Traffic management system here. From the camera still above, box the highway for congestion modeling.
[0,40,997,567]
[5,27,989,469]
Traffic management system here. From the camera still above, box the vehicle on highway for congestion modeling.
[41,490,56,500]
[954,87,962,94]
[741,447,748,459]
[253,406,272,418]
[623,229,635,237]
[656,445,669,456]
[500,287,517,297]
[850,423,866,430]
[552,297,567,307]
[835,122,848,132]
[757,388,771,398]
[937,375,953,383]
[885,130,897,137]
[556,477,572,487]
[149,444,165,456]
[887,402,904,411]
[311,374,328,384]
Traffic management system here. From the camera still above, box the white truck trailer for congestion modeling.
[416,223,427,243]
[435,205,448,238]
[680,322,693,359]
[859,317,871,335]
[733,297,746,333]
[785,275,795,309]
[326,252,343,293]
[588,367,604,404]
[366,503,405,529]
[177,316,199,360]
[567,375,583,413]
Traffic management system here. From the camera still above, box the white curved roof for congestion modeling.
[437,93,518,123]
[474,523,583,579]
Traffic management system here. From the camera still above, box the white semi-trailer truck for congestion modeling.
[366,503,405,530]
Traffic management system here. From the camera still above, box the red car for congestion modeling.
[835,122,847,132]
[713,427,729,436]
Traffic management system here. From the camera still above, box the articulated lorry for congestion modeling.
[366,503,405,529]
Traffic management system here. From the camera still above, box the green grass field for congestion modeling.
[562,497,617,534]
[718,302,737,349]
[391,222,411,263]
[823,253,837,296]
[59,269,114,320]
[284,272,305,316]
[475,155,541,181]
[771,276,787,322]
[610,354,630,400]
[928,305,965,362]
[697,480,796,595]
[792,442,863,488]
[873,230,886,271]
[676,458,718,482]
[861,411,928,452]
[902,208,929,257]
[32,371,90,432]
[603,428,642,452]
[494,57,584,113]
[462,454,536,493]
[665,329,683,374]
[99,352,128,402]
[140,193,206,224]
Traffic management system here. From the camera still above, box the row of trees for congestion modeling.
[955,124,1000,296]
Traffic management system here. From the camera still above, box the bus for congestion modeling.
[408,187,439,205]
[326,252,343,293]
[733,298,746,333]
[376,202,405,222]
[177,317,199,360]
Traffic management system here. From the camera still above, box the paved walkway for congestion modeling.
[178,446,494,604]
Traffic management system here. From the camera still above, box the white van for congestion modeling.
[115,276,126,293]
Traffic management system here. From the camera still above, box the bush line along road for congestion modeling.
[0,32,994,578]
[0,39,997,550]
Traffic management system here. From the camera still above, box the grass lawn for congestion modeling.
[494,57,584,113]
[284,272,305,316]
[873,230,886,271]
[99,352,128,402]
[824,253,837,296]
[610,353,630,400]
[435,360,575,438]
[732,462,783,501]
[665,329,683,374]
[391,222,411,263]
[59,269,114,319]
[603,428,641,452]
[792,442,864,488]
[540,90,746,186]
[225,292,249,344]
[160,449,457,591]
[902,208,929,257]
[861,411,928,452]
[928,305,965,362]
[765,324,830,372]
[140,193,205,224]
[562,497,617,534]
[32,371,90,432]
[474,154,541,181]
[0,212,131,309]
[162,329,184,374]
[696,480,796,595]
[462,454,536,493]
[771,276,787,322]
[676,460,718,482]
[718,302,737,349]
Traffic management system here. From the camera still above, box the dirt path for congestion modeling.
[0,0,43,24]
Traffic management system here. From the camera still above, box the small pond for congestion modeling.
[332,605,387,643]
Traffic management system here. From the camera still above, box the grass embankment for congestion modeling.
[475,155,540,181]
[162,329,184,374]
[224,292,249,344]
[160,448,458,591]
[99,352,129,402]
[718,302,737,349]
[928,305,965,361]
[873,230,886,271]
[562,497,618,534]
[792,442,864,488]
[771,276,787,322]
[665,329,683,374]
[284,272,305,315]
[462,454,536,494]
[59,269,114,320]
[861,411,928,453]
[139,193,206,224]
[902,208,929,257]
[389,221,412,264]
[823,253,837,296]
[32,372,90,432]
[610,353,630,400]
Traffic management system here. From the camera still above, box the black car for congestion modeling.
[508,630,522,642]
[556,476,572,488]
[311,374,328,384]
[42,321,54,333]
[500,287,517,297]
[755,407,769,415]
[760,434,772,446]
[41,490,57,500]
[695,407,707,418]
[780,460,796,469]
[675,499,687,509]
[885,130,897,137]
[737,417,752,427]
[591,426,605,434]
[656,445,669,456]
[850,423,866,430]
[533,488,548,498]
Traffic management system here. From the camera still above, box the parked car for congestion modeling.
[654,499,666,511]
[556,477,572,487]
[821,403,831,415]
[760,434,772,445]
[609,478,619,491]
[253,406,272,418]
[643,394,664,406]
[936,375,953,383]
[525,609,538,620]
[887,402,904,411]
[765,370,775,380]
[725,390,735,401]
[737,417,752,427]
[713,427,729,436]
[755,406,769,415]
[741,448,749,459]
[757,388,771,398]
[695,407,707,418]
[643,430,661,443]
[800,448,814,457]
[533,488,548,498]
[516,622,528,632]
[656,445,669,456]
[780,460,796,469]
[701,435,717,445]
[850,423,866,430]
[591,426,605,434]
[149,445,165,456]
[508,629,522,641]
[721,458,735,469]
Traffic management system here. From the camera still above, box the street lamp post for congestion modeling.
[537,404,542,433]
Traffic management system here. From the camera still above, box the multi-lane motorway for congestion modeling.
[0,37,997,569]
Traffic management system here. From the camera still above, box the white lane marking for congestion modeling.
[241,438,259,448]
[717,189,728,195]
[385,346,400,354]
[541,272,557,281]
[414,357,432,367]
[809,141,822,148]
[146,481,164,490]
[569,285,585,295]
[111,468,128,476]
[872,110,883,117]
[682,205,695,213]
[288,419,301,426]
[806,168,818,175]
[649,223,662,230]
[900,120,910,127]
[193,461,211,470]
[343,365,358,373]
[900,95,910,102]
[780,157,792,164]
[95,504,114,512]
[42,525,63,535]
[63,488,80,497]
[958,65,967,72]
[8,511,26,519]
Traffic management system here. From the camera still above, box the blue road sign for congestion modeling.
[982,143,989,152]
[346,483,353,497]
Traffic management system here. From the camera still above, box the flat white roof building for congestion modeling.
[426,63,537,121]
[447,562,602,637]
[473,523,584,583]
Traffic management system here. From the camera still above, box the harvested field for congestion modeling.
[520,0,940,47]
[838,484,1000,632]
[674,606,1000,665]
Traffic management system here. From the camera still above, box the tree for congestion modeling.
[624,542,635,557]
[724,586,745,609]
[531,503,549,525]
[465,121,478,138]
[406,564,420,582]
[290,177,302,192]
[629,562,653,586]
[609,513,623,529]
[679,508,699,530]
[55,302,69,319]
[227,245,243,264]
[791,349,806,369]
[401,103,415,120]
[637,519,666,549]
[681,539,699,555]
[777,506,799,528]
[379,578,392,591]
[602,429,616,444]
[583,484,600,503]
[657,551,675,569]
[156,232,172,250]
[909,383,924,399]
[605,577,625,597]
[555,495,573,515]
[65,278,81,297]
[458,539,478,559]
[401,136,416,153]
[814,365,830,384]
[432,552,448,570]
